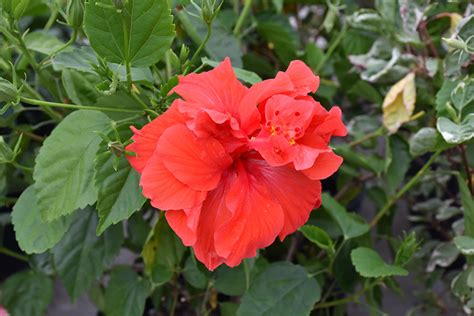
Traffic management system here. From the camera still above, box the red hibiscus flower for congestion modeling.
[127,58,347,270]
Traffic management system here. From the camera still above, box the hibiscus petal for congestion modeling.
[264,94,314,139]
[126,101,186,173]
[315,107,348,140]
[285,60,320,96]
[166,205,201,246]
[192,183,229,270]
[292,145,323,170]
[157,125,233,191]
[214,162,284,267]
[247,158,322,240]
[239,71,294,134]
[140,152,207,210]
[250,135,296,167]
[302,151,344,180]
[172,57,247,123]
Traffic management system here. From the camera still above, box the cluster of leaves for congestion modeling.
[0,0,472,315]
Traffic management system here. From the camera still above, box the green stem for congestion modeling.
[315,22,347,73]
[314,294,357,309]
[125,61,133,91]
[20,96,145,114]
[200,282,212,315]
[44,9,59,31]
[121,11,133,90]
[170,279,179,316]
[12,161,34,173]
[0,247,29,262]
[348,127,384,148]
[233,0,252,36]
[314,280,381,310]
[21,82,63,121]
[185,24,212,75]
[370,150,442,227]
[39,29,78,68]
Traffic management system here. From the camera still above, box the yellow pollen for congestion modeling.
[270,125,277,135]
[289,138,296,145]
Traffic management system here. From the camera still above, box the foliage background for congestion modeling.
[0,0,473,315]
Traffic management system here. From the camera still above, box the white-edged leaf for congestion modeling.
[437,114,474,144]
[454,236,474,256]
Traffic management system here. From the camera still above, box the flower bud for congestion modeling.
[113,0,124,9]
[0,77,19,105]
[179,44,190,64]
[168,49,180,70]
[67,0,85,29]
[442,37,466,50]
[2,0,30,20]
[200,0,220,26]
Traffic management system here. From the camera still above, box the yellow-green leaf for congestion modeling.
[382,73,416,134]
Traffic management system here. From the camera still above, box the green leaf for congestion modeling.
[0,137,14,163]
[177,7,243,67]
[62,69,101,106]
[53,47,154,82]
[304,42,324,70]
[201,57,261,84]
[385,135,411,193]
[104,267,151,316]
[299,225,334,253]
[394,232,419,266]
[237,262,321,316]
[84,0,175,67]
[454,236,474,256]
[409,127,449,157]
[34,110,111,221]
[322,193,369,240]
[183,255,208,289]
[458,175,474,238]
[126,212,151,251]
[335,145,385,174]
[435,79,459,115]
[25,31,67,55]
[215,260,253,296]
[256,13,299,65]
[52,207,124,301]
[437,114,474,144]
[53,46,98,73]
[94,126,146,235]
[142,216,185,286]
[333,240,359,291]
[0,270,53,316]
[221,302,239,316]
[94,91,146,120]
[12,186,71,254]
[351,247,408,278]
